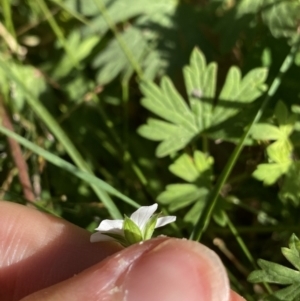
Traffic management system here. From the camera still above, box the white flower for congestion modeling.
[90,203,176,246]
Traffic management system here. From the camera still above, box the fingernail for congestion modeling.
[117,238,230,301]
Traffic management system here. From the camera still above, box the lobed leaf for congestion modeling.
[249,234,300,300]
[252,162,291,185]
[139,48,268,157]
[157,184,209,212]
[169,153,200,182]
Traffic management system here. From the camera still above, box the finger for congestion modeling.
[0,201,122,301]
[231,290,246,301]
[22,238,236,301]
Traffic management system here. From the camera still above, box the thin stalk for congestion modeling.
[0,57,122,219]
[36,0,79,68]
[92,0,144,79]
[0,125,140,209]
[1,0,16,37]
[227,269,255,301]
[96,98,149,187]
[225,212,273,294]
[225,212,257,270]
[202,134,209,154]
[122,77,130,152]
[191,37,300,241]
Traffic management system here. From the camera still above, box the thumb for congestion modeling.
[21,237,244,301]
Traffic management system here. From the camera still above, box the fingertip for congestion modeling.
[119,238,230,301]
[23,238,231,301]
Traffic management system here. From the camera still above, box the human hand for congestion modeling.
[0,201,245,301]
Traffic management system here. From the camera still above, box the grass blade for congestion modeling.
[0,124,140,210]
[0,57,123,218]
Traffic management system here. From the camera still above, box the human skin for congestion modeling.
[0,201,246,301]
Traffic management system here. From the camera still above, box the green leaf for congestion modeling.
[140,78,197,131]
[237,0,300,42]
[283,234,300,271]
[248,234,300,301]
[279,162,300,206]
[143,214,159,240]
[183,47,217,130]
[251,124,282,140]
[275,101,289,126]
[168,151,214,182]
[267,139,293,163]
[213,66,268,125]
[169,153,200,182]
[52,32,99,79]
[237,0,264,16]
[138,48,268,157]
[93,27,147,84]
[194,151,214,173]
[0,57,122,219]
[252,162,291,185]
[249,259,300,285]
[138,77,198,157]
[0,62,46,112]
[262,1,300,42]
[123,215,143,245]
[157,184,209,212]
[183,201,206,225]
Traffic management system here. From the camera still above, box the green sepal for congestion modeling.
[143,213,159,240]
[123,215,143,245]
[100,232,129,247]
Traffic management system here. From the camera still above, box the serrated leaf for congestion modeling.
[267,139,293,163]
[6,62,46,112]
[183,48,217,130]
[237,0,300,42]
[138,76,199,157]
[282,248,300,273]
[237,0,264,16]
[52,32,99,79]
[249,234,300,301]
[194,150,214,173]
[213,67,268,125]
[262,1,300,42]
[155,130,193,158]
[251,124,282,140]
[157,184,209,212]
[183,200,206,224]
[123,215,143,245]
[249,259,300,284]
[138,118,179,141]
[279,162,300,206]
[275,101,289,125]
[139,48,268,157]
[169,153,200,182]
[252,162,291,185]
[140,78,197,132]
[212,208,227,227]
[93,27,147,84]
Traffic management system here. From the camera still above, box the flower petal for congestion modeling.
[130,203,158,230]
[95,219,123,233]
[155,216,176,228]
[90,232,117,243]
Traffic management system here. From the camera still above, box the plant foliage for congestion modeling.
[1,0,300,299]
[248,234,300,301]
